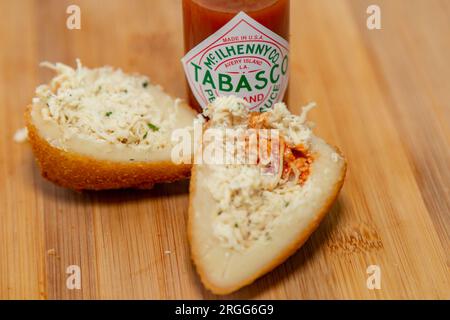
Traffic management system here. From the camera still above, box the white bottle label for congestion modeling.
[182,11,289,111]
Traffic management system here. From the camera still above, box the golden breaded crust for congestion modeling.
[25,106,191,191]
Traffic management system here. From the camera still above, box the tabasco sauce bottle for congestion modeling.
[182,0,290,112]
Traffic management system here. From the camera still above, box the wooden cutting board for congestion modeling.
[1,0,449,299]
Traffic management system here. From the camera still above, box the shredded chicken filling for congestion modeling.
[248,112,313,186]
[208,98,316,251]
[32,60,180,150]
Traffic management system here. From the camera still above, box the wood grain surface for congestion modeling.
[0,0,449,299]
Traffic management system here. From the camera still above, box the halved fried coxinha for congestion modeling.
[188,96,346,295]
[26,61,196,190]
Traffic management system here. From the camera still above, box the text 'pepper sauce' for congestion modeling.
[182,0,290,112]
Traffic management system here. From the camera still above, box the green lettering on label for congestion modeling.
[204,53,216,70]
[255,71,268,90]
[191,62,202,82]
[202,70,216,89]
[270,64,280,83]
[246,44,255,55]
[219,74,233,92]
[255,44,264,55]
[236,75,252,92]
[226,46,237,57]
[281,55,289,75]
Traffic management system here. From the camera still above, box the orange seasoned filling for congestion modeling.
[248,112,313,185]
[282,143,313,185]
